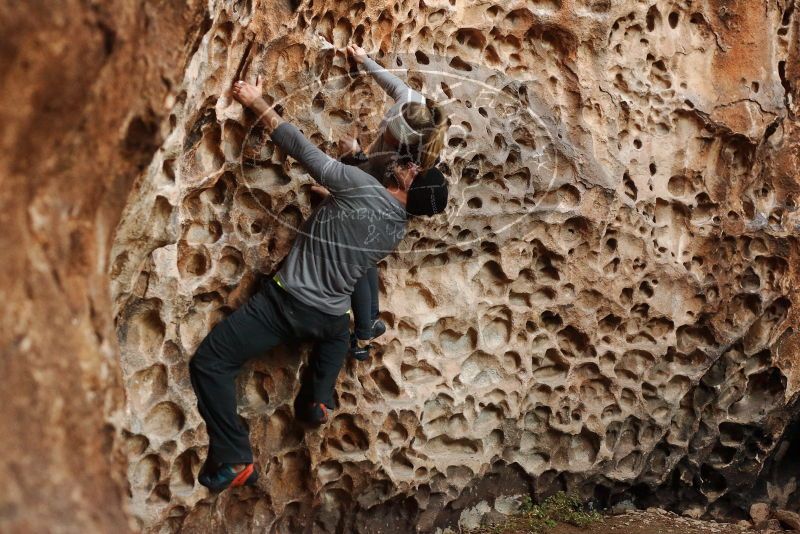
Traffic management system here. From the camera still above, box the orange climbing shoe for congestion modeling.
[296,401,330,425]
[308,401,330,424]
[199,463,258,492]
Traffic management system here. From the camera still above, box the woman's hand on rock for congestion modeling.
[346,44,368,64]
[232,76,264,108]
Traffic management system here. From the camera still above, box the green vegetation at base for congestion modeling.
[469,491,603,534]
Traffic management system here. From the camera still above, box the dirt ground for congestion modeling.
[538,509,781,534]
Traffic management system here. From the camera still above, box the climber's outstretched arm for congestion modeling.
[347,45,420,103]
[232,78,373,195]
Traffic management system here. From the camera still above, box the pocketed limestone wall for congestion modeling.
[13,0,797,532]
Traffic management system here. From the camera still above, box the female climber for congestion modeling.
[337,43,448,361]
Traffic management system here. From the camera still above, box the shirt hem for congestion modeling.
[275,274,350,317]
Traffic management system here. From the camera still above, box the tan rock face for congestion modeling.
[2,0,798,532]
[108,1,800,531]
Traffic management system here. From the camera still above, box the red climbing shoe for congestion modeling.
[298,401,330,425]
[198,463,258,492]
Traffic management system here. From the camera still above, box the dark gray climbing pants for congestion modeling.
[189,277,350,465]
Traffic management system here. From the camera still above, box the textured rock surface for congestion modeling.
[2,0,798,533]
[109,1,800,531]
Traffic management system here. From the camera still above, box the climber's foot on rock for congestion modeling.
[199,463,258,492]
[349,319,385,361]
[308,401,330,424]
[349,334,373,361]
[295,401,331,426]
[371,318,386,338]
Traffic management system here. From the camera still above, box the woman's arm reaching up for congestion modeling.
[346,44,421,104]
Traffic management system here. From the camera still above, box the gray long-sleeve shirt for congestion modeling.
[271,122,407,315]
[358,57,426,183]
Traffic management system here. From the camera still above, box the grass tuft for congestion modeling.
[468,491,603,534]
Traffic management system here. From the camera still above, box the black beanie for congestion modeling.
[405,167,448,216]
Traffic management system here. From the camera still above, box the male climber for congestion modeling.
[188,75,449,492]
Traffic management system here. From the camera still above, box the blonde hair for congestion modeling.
[403,100,447,169]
